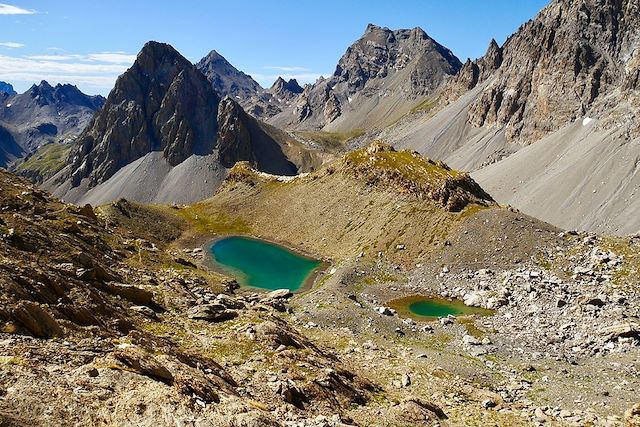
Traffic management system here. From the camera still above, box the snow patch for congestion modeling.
[582,117,593,126]
[348,97,352,103]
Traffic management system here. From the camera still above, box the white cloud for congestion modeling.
[27,54,83,61]
[86,53,137,64]
[264,65,310,72]
[0,52,136,93]
[0,3,34,14]
[0,41,24,48]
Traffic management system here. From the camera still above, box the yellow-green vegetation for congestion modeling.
[343,143,461,185]
[14,143,71,178]
[177,204,250,235]
[600,237,640,291]
[410,96,439,114]
[296,129,365,151]
[457,203,490,219]
[0,355,25,365]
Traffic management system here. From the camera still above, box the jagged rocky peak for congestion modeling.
[443,38,504,100]
[464,0,640,142]
[0,81,16,95]
[26,80,105,109]
[62,40,220,188]
[275,23,462,130]
[196,49,263,101]
[334,23,462,94]
[271,77,303,95]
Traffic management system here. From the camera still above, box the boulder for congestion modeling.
[267,289,293,299]
[11,301,64,338]
[187,304,238,322]
[113,346,173,384]
[107,283,153,305]
[625,402,640,427]
[598,323,639,341]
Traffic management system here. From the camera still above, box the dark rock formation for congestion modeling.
[0,81,16,95]
[62,41,221,188]
[0,81,104,165]
[217,97,297,175]
[448,0,640,142]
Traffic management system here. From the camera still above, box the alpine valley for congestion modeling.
[0,1,639,426]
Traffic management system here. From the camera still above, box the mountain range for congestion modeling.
[2,1,640,425]
[0,81,104,168]
[2,0,640,235]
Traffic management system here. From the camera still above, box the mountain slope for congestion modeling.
[0,81,104,167]
[382,0,640,234]
[46,41,304,206]
[193,142,495,264]
[196,50,305,120]
[0,81,16,95]
[269,24,462,132]
[196,50,263,102]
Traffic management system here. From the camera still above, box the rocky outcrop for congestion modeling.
[0,81,104,164]
[341,142,494,212]
[271,24,462,130]
[59,41,220,189]
[452,0,640,143]
[217,97,297,175]
[0,81,16,95]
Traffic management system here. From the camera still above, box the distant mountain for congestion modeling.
[0,81,16,95]
[269,24,462,132]
[0,81,104,167]
[384,0,640,235]
[46,41,304,205]
[196,50,263,102]
[196,50,304,120]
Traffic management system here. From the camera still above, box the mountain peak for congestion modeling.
[0,81,16,95]
[196,49,262,100]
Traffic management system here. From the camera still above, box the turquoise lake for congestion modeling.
[388,295,493,320]
[210,236,321,291]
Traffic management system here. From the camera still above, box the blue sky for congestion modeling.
[0,1,549,95]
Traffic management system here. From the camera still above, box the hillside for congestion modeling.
[0,81,104,167]
[379,0,640,235]
[269,24,461,132]
[45,42,318,206]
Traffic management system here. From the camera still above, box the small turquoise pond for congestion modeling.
[388,295,493,320]
[210,236,321,291]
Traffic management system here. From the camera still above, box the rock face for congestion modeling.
[451,0,640,143]
[60,41,220,189]
[270,24,462,131]
[217,97,296,175]
[196,50,263,103]
[0,81,16,95]
[0,81,104,166]
[49,41,297,204]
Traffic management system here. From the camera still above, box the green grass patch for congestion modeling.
[296,129,365,150]
[14,143,71,178]
[410,96,439,114]
[177,204,250,235]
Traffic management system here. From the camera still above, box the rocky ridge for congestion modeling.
[270,24,462,131]
[446,0,640,143]
[0,81,104,167]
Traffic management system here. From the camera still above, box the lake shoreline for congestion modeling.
[201,235,329,294]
